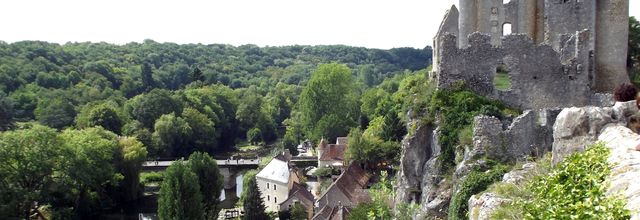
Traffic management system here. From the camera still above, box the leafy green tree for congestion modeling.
[345,128,400,170]
[188,152,224,220]
[182,108,217,153]
[290,203,308,220]
[7,84,39,120]
[126,89,181,128]
[34,96,76,129]
[247,127,262,144]
[76,102,124,134]
[0,125,62,219]
[158,160,204,220]
[141,62,155,92]
[298,63,359,141]
[114,137,148,203]
[153,113,193,157]
[58,127,121,218]
[189,66,204,82]
[242,177,268,220]
[0,92,14,131]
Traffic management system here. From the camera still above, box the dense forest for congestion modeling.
[0,40,431,154]
[0,40,432,218]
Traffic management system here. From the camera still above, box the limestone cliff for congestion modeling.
[394,119,450,219]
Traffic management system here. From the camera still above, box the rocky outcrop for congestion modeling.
[395,119,450,218]
[470,109,559,163]
[552,101,638,164]
[467,162,537,220]
[468,193,511,220]
[598,125,640,220]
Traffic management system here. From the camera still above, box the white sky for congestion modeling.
[1,0,639,49]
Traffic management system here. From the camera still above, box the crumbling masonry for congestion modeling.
[433,0,630,110]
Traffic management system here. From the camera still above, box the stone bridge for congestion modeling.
[142,158,260,189]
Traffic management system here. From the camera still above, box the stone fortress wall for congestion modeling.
[433,0,630,105]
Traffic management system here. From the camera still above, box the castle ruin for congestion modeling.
[432,0,630,110]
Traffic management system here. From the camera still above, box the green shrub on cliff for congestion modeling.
[448,163,510,220]
[489,143,630,220]
[521,143,629,219]
[427,84,517,172]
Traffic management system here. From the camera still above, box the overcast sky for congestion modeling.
[1,0,639,49]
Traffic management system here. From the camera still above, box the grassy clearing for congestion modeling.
[494,72,512,91]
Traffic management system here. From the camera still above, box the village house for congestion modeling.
[256,154,291,212]
[317,137,348,168]
[256,151,315,216]
[312,163,371,220]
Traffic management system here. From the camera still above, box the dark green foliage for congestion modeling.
[290,203,308,220]
[152,113,193,157]
[247,127,262,144]
[35,96,76,129]
[76,102,124,134]
[0,125,63,219]
[0,92,14,131]
[298,63,359,141]
[428,86,513,171]
[346,128,400,169]
[188,152,224,220]
[127,89,182,128]
[522,143,629,219]
[158,160,204,220]
[448,163,510,220]
[58,127,121,218]
[243,177,268,220]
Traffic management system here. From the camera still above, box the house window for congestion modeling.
[274,197,277,203]
[267,183,269,189]
[274,185,277,190]
[268,195,270,201]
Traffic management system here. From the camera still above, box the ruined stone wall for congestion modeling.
[472,108,560,162]
[445,0,629,94]
[432,6,459,74]
[436,32,596,110]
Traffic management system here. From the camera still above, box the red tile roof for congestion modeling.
[319,144,347,161]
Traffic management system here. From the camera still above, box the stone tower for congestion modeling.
[433,0,630,99]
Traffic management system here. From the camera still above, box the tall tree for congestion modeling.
[0,92,14,131]
[0,125,62,219]
[126,89,181,128]
[298,63,359,141]
[141,62,155,92]
[188,152,224,220]
[114,137,148,203]
[34,96,76,129]
[152,113,193,157]
[76,102,124,134]
[158,160,204,220]
[242,177,268,220]
[58,127,120,218]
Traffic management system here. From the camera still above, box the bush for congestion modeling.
[521,143,629,219]
[313,167,335,177]
[448,163,510,220]
[140,171,164,185]
[427,86,516,172]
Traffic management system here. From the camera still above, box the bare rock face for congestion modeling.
[395,120,435,205]
[552,101,637,164]
[598,125,640,220]
[467,162,536,220]
[468,193,511,220]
